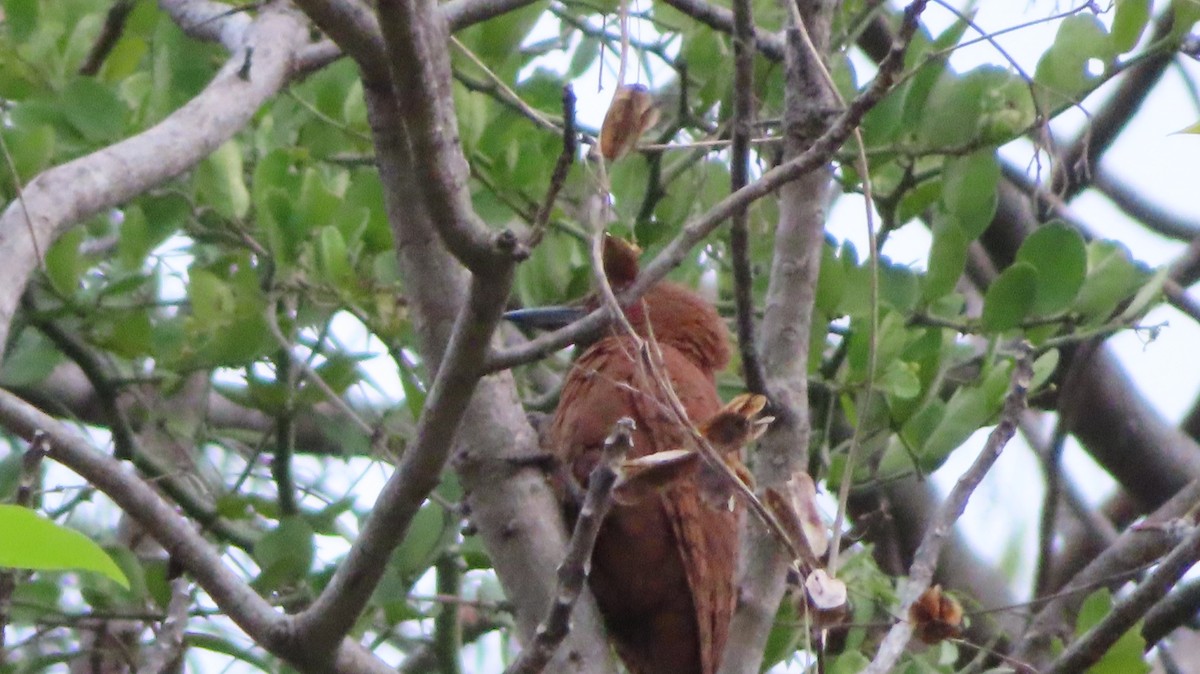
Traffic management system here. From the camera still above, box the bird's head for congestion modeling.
[505,235,731,373]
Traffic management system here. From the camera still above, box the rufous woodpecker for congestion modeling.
[510,237,741,674]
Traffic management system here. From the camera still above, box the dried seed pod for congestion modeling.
[909,584,964,644]
[601,233,642,288]
[765,471,829,564]
[599,84,660,161]
[614,449,701,504]
[698,393,771,455]
[802,569,849,629]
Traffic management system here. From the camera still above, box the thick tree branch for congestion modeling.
[375,0,517,273]
[357,85,615,673]
[0,388,393,674]
[290,266,515,659]
[0,4,310,362]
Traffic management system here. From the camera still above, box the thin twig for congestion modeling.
[728,0,765,395]
[529,85,578,248]
[78,0,136,76]
[502,418,633,674]
[863,342,1034,674]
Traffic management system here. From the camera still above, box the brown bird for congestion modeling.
[513,237,741,674]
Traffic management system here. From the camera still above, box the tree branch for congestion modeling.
[1044,522,1200,674]
[1012,479,1200,668]
[375,0,519,273]
[503,419,633,674]
[0,4,310,361]
[290,267,515,660]
[0,388,394,674]
[362,82,615,673]
[727,0,765,395]
[864,343,1033,674]
[657,0,784,60]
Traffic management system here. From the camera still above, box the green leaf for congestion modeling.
[1112,0,1151,52]
[44,228,85,297]
[61,78,128,143]
[1171,0,1200,36]
[2,0,38,41]
[918,67,1030,149]
[1075,589,1150,674]
[941,150,999,241]
[1071,241,1147,322]
[981,262,1039,332]
[391,503,453,584]
[1015,221,1087,315]
[0,505,129,588]
[0,329,62,387]
[1034,15,1113,111]
[196,141,250,220]
[253,516,315,592]
[316,226,353,286]
[924,220,968,302]
[1118,265,1168,322]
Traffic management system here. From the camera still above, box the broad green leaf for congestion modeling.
[61,78,128,143]
[1072,241,1148,321]
[0,123,54,190]
[981,262,1039,332]
[1015,221,1087,314]
[391,503,453,584]
[0,505,129,588]
[924,220,968,301]
[44,228,85,297]
[253,516,315,593]
[316,226,353,286]
[918,67,1029,149]
[816,241,847,315]
[1112,0,1151,52]
[941,150,1000,241]
[196,141,250,220]
[1171,0,1200,36]
[1034,15,1113,111]
[0,329,62,387]
[2,0,37,41]
[918,362,1013,470]
[1075,589,1150,674]
[1031,349,1060,393]
[878,361,921,400]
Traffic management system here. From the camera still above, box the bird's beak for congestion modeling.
[503,306,588,330]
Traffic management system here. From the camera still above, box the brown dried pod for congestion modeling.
[801,569,850,630]
[698,393,771,455]
[909,584,964,644]
[614,449,701,504]
[601,233,642,289]
[599,84,660,161]
[764,472,829,565]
